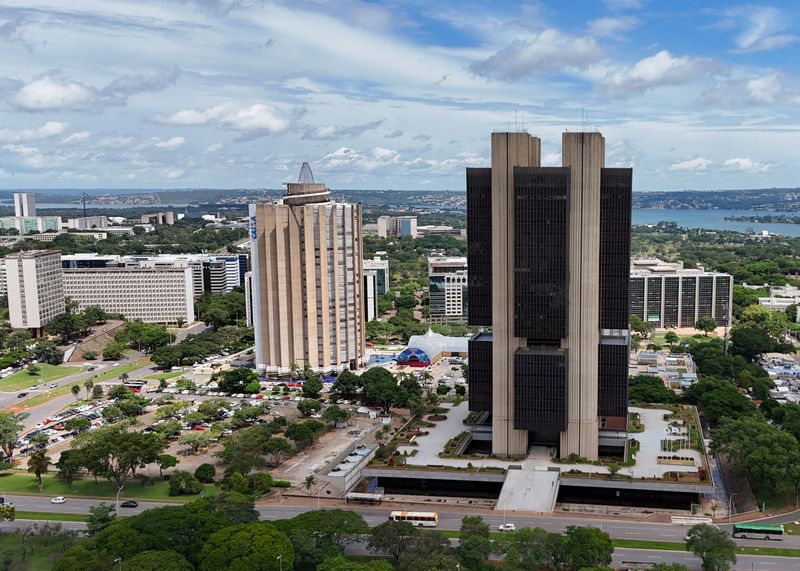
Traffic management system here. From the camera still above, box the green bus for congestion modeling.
[732,523,784,540]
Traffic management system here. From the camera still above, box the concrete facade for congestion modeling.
[13,193,36,217]
[249,163,365,374]
[428,256,468,324]
[491,132,541,456]
[5,250,65,332]
[62,266,195,324]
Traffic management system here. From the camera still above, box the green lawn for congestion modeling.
[15,510,88,522]
[90,358,150,383]
[0,471,216,502]
[18,384,81,408]
[613,538,800,558]
[143,370,184,381]
[0,364,82,391]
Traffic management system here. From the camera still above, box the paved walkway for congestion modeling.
[496,467,559,512]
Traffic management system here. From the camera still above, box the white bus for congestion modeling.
[389,511,439,527]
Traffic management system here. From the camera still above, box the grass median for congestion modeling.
[613,538,800,558]
[0,364,83,392]
[14,511,88,522]
[0,471,217,502]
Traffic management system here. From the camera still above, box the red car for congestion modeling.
[192,425,205,431]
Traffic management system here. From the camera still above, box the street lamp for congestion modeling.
[116,484,125,513]
[728,492,739,524]
[276,555,282,571]
[114,557,122,571]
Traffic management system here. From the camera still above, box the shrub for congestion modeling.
[248,472,273,495]
[221,471,250,494]
[168,471,202,496]
[82,351,97,360]
[194,463,216,483]
[272,479,291,488]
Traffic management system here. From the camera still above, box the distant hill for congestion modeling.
[632,188,800,211]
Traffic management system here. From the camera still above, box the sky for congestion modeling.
[0,1,799,192]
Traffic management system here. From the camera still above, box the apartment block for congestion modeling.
[629,259,732,328]
[467,131,631,459]
[249,162,365,374]
[377,215,417,238]
[363,256,390,322]
[5,250,65,332]
[62,267,194,324]
[428,256,468,324]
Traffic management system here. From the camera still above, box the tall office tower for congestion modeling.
[13,193,36,217]
[467,131,631,459]
[5,250,65,334]
[428,256,468,324]
[249,162,365,374]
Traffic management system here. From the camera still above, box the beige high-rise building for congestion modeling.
[5,250,65,333]
[249,163,365,374]
[467,131,631,460]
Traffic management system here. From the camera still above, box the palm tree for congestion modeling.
[84,379,94,400]
[121,373,130,382]
[70,384,80,402]
[302,474,317,492]
[28,450,51,492]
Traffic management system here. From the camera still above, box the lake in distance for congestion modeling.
[632,209,800,237]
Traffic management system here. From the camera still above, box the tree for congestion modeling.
[103,341,125,361]
[83,306,108,327]
[297,399,322,417]
[92,384,104,399]
[368,520,418,562]
[108,384,134,400]
[630,314,655,338]
[28,449,51,491]
[46,311,86,344]
[498,527,565,570]
[695,316,718,336]
[685,524,737,571]
[199,522,294,571]
[26,363,41,375]
[331,370,362,400]
[263,437,292,466]
[302,376,323,399]
[664,331,680,345]
[204,491,259,524]
[156,453,179,478]
[195,463,217,483]
[628,375,677,404]
[276,509,368,566]
[86,503,116,535]
[361,367,405,412]
[458,515,492,571]
[56,449,84,488]
[169,471,203,496]
[32,340,63,365]
[397,531,457,571]
[123,551,194,571]
[70,384,81,402]
[179,432,211,454]
[286,423,316,449]
[322,405,349,426]
[64,416,91,434]
[152,345,183,368]
[686,378,755,423]
[83,379,94,399]
[214,368,260,394]
[562,526,613,570]
[0,411,27,461]
[70,425,166,489]
[730,325,775,361]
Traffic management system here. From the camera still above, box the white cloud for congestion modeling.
[670,157,712,172]
[155,136,186,150]
[158,102,290,134]
[0,121,68,142]
[542,152,561,166]
[591,50,713,98]
[204,143,223,153]
[588,16,639,38]
[471,29,601,79]
[731,6,798,52]
[302,120,384,141]
[604,0,642,9]
[61,131,91,144]
[746,74,783,104]
[11,76,93,111]
[723,157,770,172]
[165,168,185,179]
[124,172,137,180]
[384,130,403,139]
[322,146,401,170]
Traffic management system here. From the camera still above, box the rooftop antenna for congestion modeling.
[514,108,518,132]
[297,162,315,184]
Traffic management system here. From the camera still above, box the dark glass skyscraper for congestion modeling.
[467,131,631,459]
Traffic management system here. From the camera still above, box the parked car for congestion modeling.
[119,500,139,508]
[51,496,67,504]
[17,392,28,398]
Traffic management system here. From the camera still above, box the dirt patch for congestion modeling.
[69,320,126,363]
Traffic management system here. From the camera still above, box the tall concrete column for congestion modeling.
[491,132,540,456]
[561,132,604,460]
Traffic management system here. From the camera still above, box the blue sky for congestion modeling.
[0,0,799,191]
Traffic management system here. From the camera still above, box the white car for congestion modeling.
[498,523,516,532]
[51,496,66,504]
